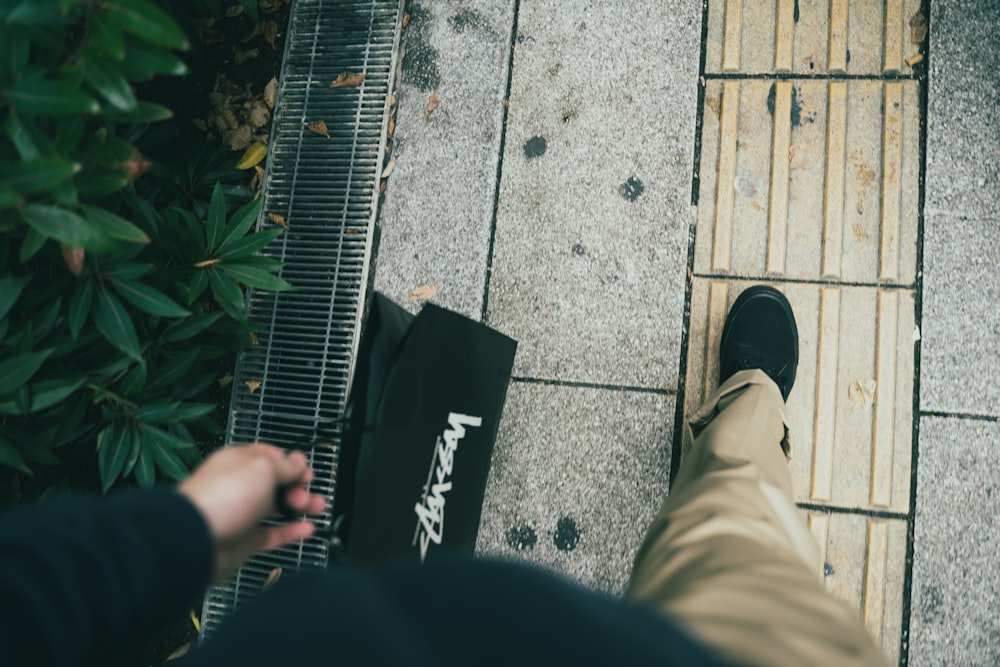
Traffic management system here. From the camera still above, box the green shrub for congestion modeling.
[0,0,289,495]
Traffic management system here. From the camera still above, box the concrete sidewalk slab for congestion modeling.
[911,416,1000,666]
[477,381,674,593]
[375,0,515,319]
[924,0,1000,219]
[919,213,1000,416]
[485,0,700,389]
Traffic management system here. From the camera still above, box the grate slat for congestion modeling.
[200,0,402,639]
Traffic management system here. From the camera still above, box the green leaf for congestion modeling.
[90,11,125,59]
[220,263,294,292]
[98,421,131,492]
[14,385,29,416]
[101,101,172,124]
[5,0,68,27]
[206,182,225,251]
[122,423,142,476]
[75,168,128,199]
[160,311,223,343]
[103,263,151,281]
[208,269,246,321]
[116,39,187,81]
[0,28,29,82]
[0,275,30,320]
[118,361,146,396]
[217,195,264,251]
[0,349,53,393]
[0,435,31,475]
[187,269,208,305]
[19,226,46,262]
[80,55,137,111]
[81,205,150,244]
[6,111,50,160]
[143,428,190,480]
[12,436,59,465]
[106,0,189,49]
[93,286,142,361]
[144,423,195,448]
[144,348,199,393]
[5,80,100,116]
[134,439,154,486]
[20,204,117,252]
[135,400,179,423]
[30,377,86,412]
[32,296,61,340]
[0,159,77,195]
[218,228,283,261]
[111,279,190,317]
[68,279,93,340]
[0,185,23,211]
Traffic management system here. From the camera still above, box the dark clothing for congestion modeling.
[0,489,735,666]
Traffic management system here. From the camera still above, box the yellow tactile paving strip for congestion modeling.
[686,2,923,662]
[696,79,920,283]
[706,0,923,75]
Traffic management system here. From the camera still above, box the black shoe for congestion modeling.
[719,285,798,401]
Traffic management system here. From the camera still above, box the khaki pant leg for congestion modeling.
[627,369,887,667]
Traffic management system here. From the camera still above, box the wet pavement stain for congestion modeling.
[793,0,800,22]
[824,562,836,577]
[449,8,493,36]
[553,516,580,551]
[402,3,441,91]
[619,176,645,202]
[766,83,811,128]
[571,243,586,256]
[524,136,547,159]
[505,523,538,551]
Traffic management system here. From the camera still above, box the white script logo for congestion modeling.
[412,412,482,561]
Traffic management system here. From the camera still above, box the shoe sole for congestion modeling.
[720,284,799,392]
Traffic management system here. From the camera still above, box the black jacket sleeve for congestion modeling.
[0,489,214,667]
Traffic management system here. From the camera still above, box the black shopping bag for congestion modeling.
[335,293,517,566]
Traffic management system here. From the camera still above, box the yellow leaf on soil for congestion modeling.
[189,608,201,633]
[308,120,329,137]
[245,380,262,394]
[167,643,190,661]
[425,91,439,119]
[408,283,440,303]
[330,71,366,88]
[235,142,268,169]
[263,567,282,590]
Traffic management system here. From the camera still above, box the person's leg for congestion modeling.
[627,288,886,667]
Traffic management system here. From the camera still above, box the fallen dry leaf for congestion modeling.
[245,380,262,394]
[166,643,190,661]
[425,91,439,119]
[263,567,282,590]
[194,258,220,268]
[387,93,397,108]
[379,181,387,194]
[225,4,244,17]
[264,20,279,49]
[387,116,396,138]
[249,331,260,346]
[408,283,440,303]
[62,246,85,276]
[233,48,259,66]
[218,374,234,389]
[268,212,288,229]
[905,53,924,67]
[909,10,928,44]
[330,71,366,88]
[381,158,397,179]
[402,13,411,28]
[308,119,329,137]
[264,77,278,109]
[250,165,265,192]
[848,379,877,410]
[189,608,201,633]
[235,142,268,170]
[912,325,921,342]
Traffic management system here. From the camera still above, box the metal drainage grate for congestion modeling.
[200,0,404,639]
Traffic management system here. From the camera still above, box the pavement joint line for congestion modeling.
[797,501,910,522]
[670,220,700,487]
[510,376,676,397]
[918,410,999,423]
[479,0,521,324]
[692,272,916,291]
[703,72,921,82]
[690,0,712,206]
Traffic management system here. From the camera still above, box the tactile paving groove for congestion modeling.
[685,280,915,513]
[706,0,923,75]
[805,510,908,664]
[696,79,920,284]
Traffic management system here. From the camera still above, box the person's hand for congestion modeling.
[178,443,328,581]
